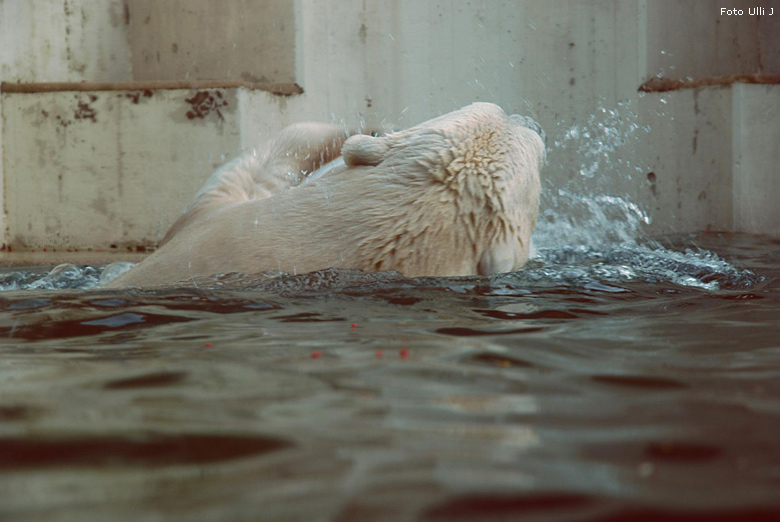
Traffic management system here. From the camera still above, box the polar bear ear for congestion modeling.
[342,134,390,167]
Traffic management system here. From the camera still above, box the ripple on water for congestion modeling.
[590,374,688,390]
[102,371,188,390]
[0,434,293,469]
[0,311,194,341]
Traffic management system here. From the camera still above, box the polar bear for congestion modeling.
[105,102,545,287]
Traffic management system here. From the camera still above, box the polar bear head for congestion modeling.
[343,103,545,174]
[339,102,545,276]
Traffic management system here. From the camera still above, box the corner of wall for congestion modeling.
[636,0,649,83]
[732,83,780,235]
[293,0,307,90]
[0,84,5,248]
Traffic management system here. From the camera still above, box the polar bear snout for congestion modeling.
[342,134,391,167]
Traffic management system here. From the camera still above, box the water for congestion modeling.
[2,111,780,521]
[1,229,778,521]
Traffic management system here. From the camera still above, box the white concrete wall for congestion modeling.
[1,0,779,250]
[1,0,133,250]
[643,0,766,81]
[733,84,780,234]
[0,0,132,83]
[760,6,780,72]
[125,0,296,83]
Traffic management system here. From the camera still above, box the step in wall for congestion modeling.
[0,82,304,251]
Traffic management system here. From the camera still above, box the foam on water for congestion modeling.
[0,264,101,292]
[529,189,756,291]
[0,261,134,292]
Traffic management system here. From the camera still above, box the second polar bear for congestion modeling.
[106,102,545,287]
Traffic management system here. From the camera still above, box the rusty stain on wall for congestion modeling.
[185,91,228,121]
[639,74,780,93]
[74,94,98,122]
[33,96,102,129]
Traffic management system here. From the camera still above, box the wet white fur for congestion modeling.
[106,103,544,287]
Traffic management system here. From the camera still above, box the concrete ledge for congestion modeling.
[1,81,304,97]
[639,74,780,93]
[0,251,148,269]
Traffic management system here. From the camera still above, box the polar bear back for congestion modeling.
[106,102,544,287]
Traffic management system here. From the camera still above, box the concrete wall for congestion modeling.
[0,0,295,84]
[644,0,766,81]
[1,0,779,250]
[0,0,132,83]
[733,84,780,234]
[126,0,296,83]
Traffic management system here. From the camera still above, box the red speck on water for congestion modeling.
[311,351,322,359]
[375,350,383,358]
[351,323,358,328]
[204,342,212,348]
[400,348,409,358]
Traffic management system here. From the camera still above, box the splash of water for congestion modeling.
[0,264,102,292]
[0,261,134,292]
[553,100,648,180]
[532,101,757,291]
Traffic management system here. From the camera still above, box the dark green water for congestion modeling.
[1,231,779,521]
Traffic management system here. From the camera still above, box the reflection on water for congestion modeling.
[1,231,779,521]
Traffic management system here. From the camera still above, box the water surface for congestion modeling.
[1,228,778,522]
